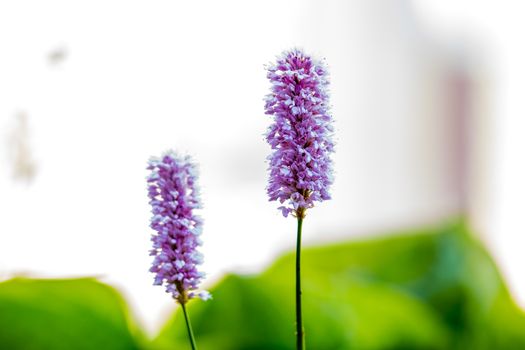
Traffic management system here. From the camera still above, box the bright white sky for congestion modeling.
[1,0,524,334]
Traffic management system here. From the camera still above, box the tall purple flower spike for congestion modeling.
[147,151,210,304]
[265,49,334,218]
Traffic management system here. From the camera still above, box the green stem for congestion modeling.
[296,215,305,350]
[181,302,197,350]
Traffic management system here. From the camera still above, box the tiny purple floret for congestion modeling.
[264,49,334,217]
[147,151,210,303]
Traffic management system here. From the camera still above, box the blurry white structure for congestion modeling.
[296,0,490,240]
[413,0,525,313]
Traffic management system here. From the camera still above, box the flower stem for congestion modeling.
[296,214,305,349]
[181,302,197,350]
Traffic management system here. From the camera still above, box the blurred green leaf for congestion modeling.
[154,218,525,349]
[154,274,448,350]
[2,219,524,350]
[0,278,144,350]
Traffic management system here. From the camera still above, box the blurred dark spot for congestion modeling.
[47,46,68,66]
[6,111,37,183]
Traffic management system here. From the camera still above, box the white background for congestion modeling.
[0,0,524,334]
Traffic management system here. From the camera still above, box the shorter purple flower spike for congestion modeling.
[147,150,210,304]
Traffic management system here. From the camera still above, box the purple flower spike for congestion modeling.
[147,151,210,304]
[265,49,334,218]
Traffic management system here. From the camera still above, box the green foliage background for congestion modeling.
[2,219,525,349]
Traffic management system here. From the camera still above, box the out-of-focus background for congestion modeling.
[1,0,524,348]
